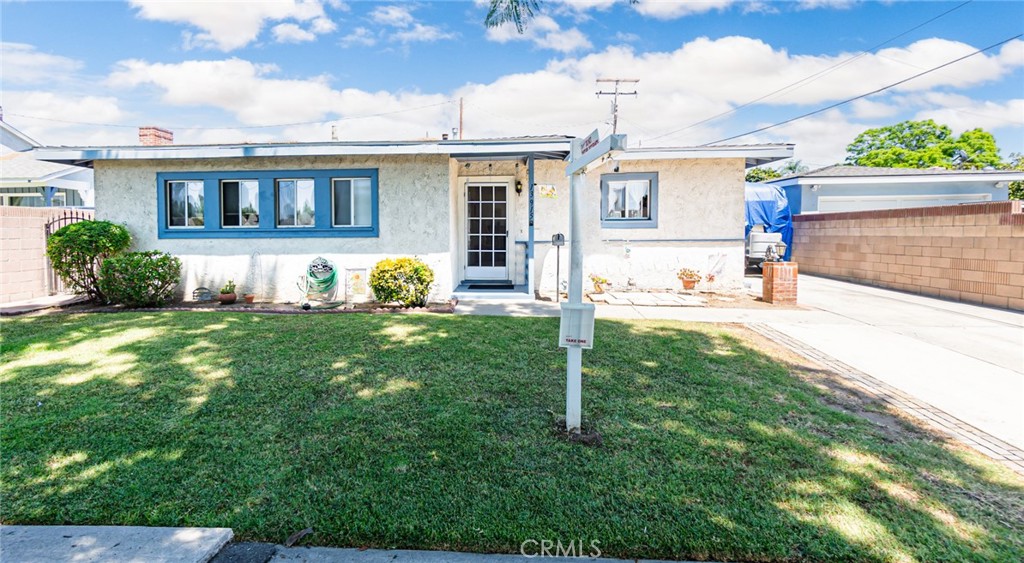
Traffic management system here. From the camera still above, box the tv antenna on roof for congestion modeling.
[596,78,638,134]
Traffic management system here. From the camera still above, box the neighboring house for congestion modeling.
[35,135,792,301]
[766,165,1020,214]
[0,119,93,207]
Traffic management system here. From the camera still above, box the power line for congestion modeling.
[5,99,456,131]
[701,33,1023,146]
[646,0,974,143]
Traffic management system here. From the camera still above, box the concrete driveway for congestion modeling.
[765,275,1024,449]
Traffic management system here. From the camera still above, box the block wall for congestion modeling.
[0,207,94,304]
[792,201,1024,311]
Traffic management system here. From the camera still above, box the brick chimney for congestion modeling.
[139,126,173,146]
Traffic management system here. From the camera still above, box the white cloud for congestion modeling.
[744,109,868,166]
[797,0,857,9]
[129,0,336,51]
[91,34,1022,163]
[105,57,452,139]
[910,95,1024,134]
[392,23,456,44]
[850,98,900,120]
[272,23,316,43]
[369,5,416,28]
[486,15,592,53]
[0,42,83,85]
[340,27,377,48]
[366,4,455,44]
[633,0,736,20]
[0,90,131,146]
[614,31,640,43]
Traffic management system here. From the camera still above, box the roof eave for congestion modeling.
[777,172,1024,186]
[33,139,576,167]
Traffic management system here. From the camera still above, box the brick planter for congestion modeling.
[763,261,798,305]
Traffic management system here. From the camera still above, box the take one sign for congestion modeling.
[559,302,596,349]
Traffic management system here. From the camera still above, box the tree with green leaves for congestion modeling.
[485,0,636,32]
[745,160,809,183]
[1003,153,1023,200]
[845,119,1002,170]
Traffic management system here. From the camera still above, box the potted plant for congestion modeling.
[589,274,609,294]
[677,268,701,290]
[219,280,237,305]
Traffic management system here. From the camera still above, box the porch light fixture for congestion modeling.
[515,180,523,194]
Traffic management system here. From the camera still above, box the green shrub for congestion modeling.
[369,257,435,307]
[46,220,131,302]
[99,251,182,308]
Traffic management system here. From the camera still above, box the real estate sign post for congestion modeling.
[560,131,626,433]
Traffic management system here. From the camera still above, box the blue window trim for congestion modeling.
[156,169,379,239]
[599,172,658,229]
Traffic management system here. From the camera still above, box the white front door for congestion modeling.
[465,183,509,280]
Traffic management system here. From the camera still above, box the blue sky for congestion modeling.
[2,0,1022,167]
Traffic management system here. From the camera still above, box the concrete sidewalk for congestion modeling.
[0,525,233,563]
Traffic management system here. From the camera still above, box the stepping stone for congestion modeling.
[627,294,662,306]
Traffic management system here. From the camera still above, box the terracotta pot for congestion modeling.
[244,294,255,304]
[681,279,697,290]
[219,292,237,305]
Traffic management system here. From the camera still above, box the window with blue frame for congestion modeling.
[599,172,658,229]
[156,169,379,239]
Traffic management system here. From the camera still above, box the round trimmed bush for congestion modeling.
[369,257,435,307]
[46,220,131,302]
[99,251,182,308]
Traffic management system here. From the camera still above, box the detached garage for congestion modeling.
[767,165,1020,214]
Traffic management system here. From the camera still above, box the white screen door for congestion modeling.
[466,183,509,280]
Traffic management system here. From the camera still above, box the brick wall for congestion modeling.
[0,207,94,304]
[762,261,798,305]
[792,201,1024,311]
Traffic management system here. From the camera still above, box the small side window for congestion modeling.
[600,172,658,229]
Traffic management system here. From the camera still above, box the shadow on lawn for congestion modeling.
[1,312,1021,562]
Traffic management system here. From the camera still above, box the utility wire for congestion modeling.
[646,0,974,143]
[6,99,456,131]
[701,33,1023,146]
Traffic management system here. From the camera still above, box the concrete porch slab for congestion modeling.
[0,525,233,563]
[0,294,86,316]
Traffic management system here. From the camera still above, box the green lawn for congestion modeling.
[1,312,1022,562]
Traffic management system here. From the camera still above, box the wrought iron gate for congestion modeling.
[44,209,93,295]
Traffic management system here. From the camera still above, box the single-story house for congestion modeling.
[34,134,793,302]
[766,165,1020,214]
[1,119,93,207]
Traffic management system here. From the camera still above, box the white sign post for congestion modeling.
[561,130,626,433]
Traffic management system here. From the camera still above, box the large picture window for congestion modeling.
[157,169,378,239]
[276,179,315,227]
[221,180,259,227]
[332,178,373,227]
[600,172,658,229]
[167,180,204,228]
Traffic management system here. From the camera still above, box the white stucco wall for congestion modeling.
[94,154,453,302]
[533,158,747,294]
[451,156,747,294]
[96,152,748,302]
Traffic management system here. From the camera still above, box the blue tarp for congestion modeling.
[745,182,793,260]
